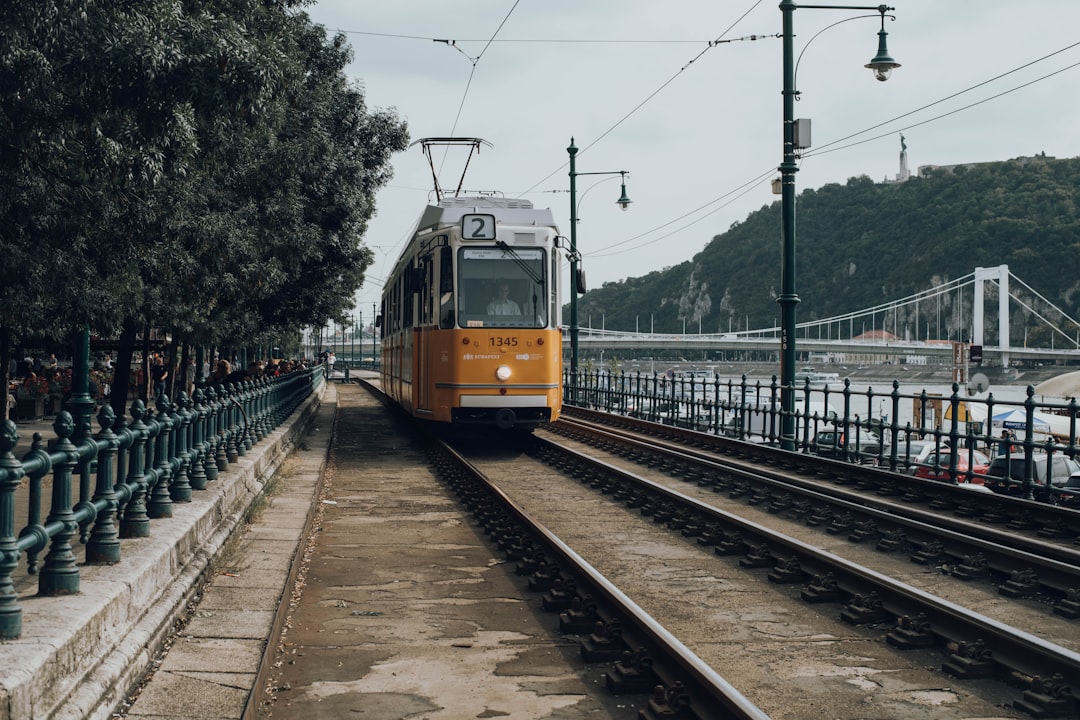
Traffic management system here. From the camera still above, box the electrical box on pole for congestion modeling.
[793,118,811,150]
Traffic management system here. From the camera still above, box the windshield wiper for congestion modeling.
[496,240,544,285]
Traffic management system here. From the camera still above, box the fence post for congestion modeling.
[39,412,80,596]
[86,406,121,564]
[189,388,208,490]
[169,392,192,502]
[0,419,25,638]
[120,400,151,538]
[146,399,174,519]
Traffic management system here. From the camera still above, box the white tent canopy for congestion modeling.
[990,408,1052,434]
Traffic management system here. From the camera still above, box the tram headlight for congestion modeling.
[496,365,512,381]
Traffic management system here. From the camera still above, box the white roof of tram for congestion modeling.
[413,196,557,234]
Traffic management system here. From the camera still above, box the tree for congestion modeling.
[0,3,408,418]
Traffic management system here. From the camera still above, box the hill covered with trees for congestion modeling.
[578,154,1080,348]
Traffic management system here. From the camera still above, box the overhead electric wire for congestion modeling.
[355,1,526,302]
[591,50,1080,259]
[354,0,772,285]
[804,40,1080,159]
[588,41,1080,259]
[324,1,771,283]
[333,30,722,44]
[333,11,1078,304]
[589,167,777,257]
[438,0,521,173]
[521,0,770,194]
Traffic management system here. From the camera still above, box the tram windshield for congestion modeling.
[457,247,548,328]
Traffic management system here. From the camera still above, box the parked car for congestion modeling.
[985,453,1080,503]
[892,438,936,473]
[1059,474,1080,506]
[912,448,991,484]
[810,427,881,463]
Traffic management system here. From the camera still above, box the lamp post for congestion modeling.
[567,137,632,391]
[777,2,899,450]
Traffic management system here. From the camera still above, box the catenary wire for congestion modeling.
[583,44,1080,258]
[803,60,1080,160]
[520,0,770,194]
[340,13,1078,300]
[355,0,768,296]
[438,0,522,174]
[804,40,1080,158]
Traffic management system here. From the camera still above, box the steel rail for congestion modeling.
[428,436,771,720]
[527,433,1080,714]
[352,377,770,719]
[554,414,1080,598]
[564,404,1080,528]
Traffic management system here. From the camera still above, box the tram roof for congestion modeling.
[414,195,557,234]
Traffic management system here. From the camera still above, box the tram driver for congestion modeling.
[487,281,521,316]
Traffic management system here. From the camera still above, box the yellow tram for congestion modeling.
[379,193,564,430]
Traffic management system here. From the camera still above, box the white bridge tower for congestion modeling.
[973,265,1010,368]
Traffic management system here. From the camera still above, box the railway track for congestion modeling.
[357,380,1080,717]
[561,406,1080,546]
[428,438,769,720]
[464,435,1080,716]
[553,408,1080,621]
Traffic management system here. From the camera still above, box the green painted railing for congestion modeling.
[0,364,321,640]
[564,367,1080,503]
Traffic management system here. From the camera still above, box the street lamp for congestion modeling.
[777,2,899,450]
[567,137,632,390]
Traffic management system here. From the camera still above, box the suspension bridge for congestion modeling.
[572,265,1080,369]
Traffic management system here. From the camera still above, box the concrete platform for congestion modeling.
[254,384,629,720]
[119,382,338,720]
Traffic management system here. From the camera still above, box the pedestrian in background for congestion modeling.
[997,429,1015,456]
[152,353,169,399]
[185,358,196,395]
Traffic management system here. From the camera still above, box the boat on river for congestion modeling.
[794,366,844,389]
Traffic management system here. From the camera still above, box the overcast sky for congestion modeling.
[303,1,1080,319]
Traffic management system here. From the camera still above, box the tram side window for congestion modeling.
[551,251,559,327]
[419,254,434,327]
[439,246,455,329]
[394,270,403,330]
[387,280,396,334]
[403,265,414,329]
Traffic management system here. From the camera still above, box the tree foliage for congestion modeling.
[0,0,408,351]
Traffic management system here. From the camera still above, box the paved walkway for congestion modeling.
[114,378,628,720]
[254,384,624,720]
[6,373,624,719]
[117,382,339,719]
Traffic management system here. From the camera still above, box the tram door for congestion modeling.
[415,253,435,413]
